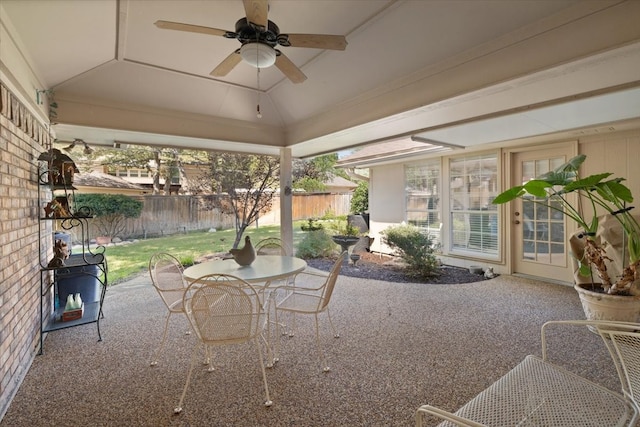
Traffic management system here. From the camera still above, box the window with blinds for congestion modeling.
[405,160,441,245]
[449,153,498,256]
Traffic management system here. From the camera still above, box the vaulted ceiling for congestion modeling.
[1,0,639,159]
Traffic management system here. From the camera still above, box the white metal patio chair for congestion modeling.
[255,237,289,256]
[254,237,299,366]
[415,320,640,427]
[255,236,298,298]
[254,236,290,297]
[272,252,345,372]
[174,274,272,414]
[148,252,190,366]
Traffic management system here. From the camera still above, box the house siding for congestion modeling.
[367,129,640,278]
[368,164,406,253]
[580,130,640,194]
[0,85,52,419]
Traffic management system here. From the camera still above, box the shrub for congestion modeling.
[295,230,336,259]
[319,211,338,220]
[300,218,324,232]
[350,180,369,213]
[180,255,195,267]
[74,193,143,239]
[381,224,439,279]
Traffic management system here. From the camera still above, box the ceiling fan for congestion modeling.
[155,0,348,84]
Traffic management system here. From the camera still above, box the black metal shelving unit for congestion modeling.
[37,160,108,355]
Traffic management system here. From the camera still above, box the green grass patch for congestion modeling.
[97,223,311,285]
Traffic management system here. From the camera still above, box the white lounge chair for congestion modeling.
[415,320,640,427]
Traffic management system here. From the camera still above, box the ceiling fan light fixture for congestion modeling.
[240,43,276,68]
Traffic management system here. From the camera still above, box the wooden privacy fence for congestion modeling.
[293,193,352,219]
[77,193,352,240]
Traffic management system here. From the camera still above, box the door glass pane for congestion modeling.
[535,160,549,176]
[523,160,536,182]
[519,156,566,266]
[550,222,564,242]
[550,157,565,170]
[536,242,549,255]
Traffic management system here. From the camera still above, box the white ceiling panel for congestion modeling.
[2,0,116,87]
[417,87,640,147]
[2,0,639,158]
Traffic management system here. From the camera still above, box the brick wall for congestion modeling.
[0,83,52,419]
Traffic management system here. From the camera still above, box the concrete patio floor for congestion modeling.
[1,271,619,426]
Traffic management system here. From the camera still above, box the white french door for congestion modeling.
[509,145,576,283]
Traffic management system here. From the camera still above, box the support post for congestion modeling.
[279,148,294,256]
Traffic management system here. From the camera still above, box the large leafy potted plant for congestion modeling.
[493,155,640,323]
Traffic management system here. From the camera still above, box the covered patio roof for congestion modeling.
[1,0,639,158]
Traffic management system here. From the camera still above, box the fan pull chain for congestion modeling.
[256,64,262,119]
[256,37,262,118]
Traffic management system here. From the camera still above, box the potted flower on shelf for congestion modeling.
[493,154,640,323]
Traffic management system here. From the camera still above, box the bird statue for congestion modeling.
[229,235,256,266]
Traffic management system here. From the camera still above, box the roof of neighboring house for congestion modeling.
[337,139,452,168]
[73,171,146,191]
[325,176,358,190]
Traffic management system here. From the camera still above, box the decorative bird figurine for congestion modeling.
[229,236,256,266]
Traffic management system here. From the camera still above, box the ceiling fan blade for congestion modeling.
[275,53,307,84]
[243,0,269,30]
[155,20,230,37]
[281,34,347,51]
[211,50,243,77]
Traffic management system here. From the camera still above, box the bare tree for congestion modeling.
[151,149,161,194]
[191,152,280,248]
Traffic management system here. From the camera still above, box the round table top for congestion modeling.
[183,255,307,284]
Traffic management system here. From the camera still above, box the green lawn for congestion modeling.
[97,223,309,285]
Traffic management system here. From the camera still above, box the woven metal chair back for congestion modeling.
[149,252,186,313]
[175,274,273,412]
[318,253,344,312]
[597,323,640,414]
[184,274,265,345]
[255,237,288,255]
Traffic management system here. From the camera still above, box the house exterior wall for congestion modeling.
[368,164,406,253]
[0,85,52,419]
[580,130,640,193]
[367,129,640,279]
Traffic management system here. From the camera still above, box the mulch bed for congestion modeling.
[305,251,492,284]
[196,251,492,284]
